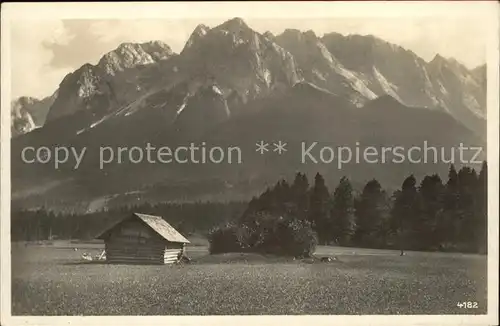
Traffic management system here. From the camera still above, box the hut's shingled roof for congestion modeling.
[96,213,190,243]
[134,213,190,243]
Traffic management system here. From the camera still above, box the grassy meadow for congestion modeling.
[11,241,487,315]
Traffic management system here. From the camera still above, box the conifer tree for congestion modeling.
[330,177,356,246]
[290,172,310,220]
[390,175,418,253]
[443,164,460,245]
[271,179,292,214]
[309,172,331,244]
[457,166,479,250]
[418,174,445,250]
[354,179,388,247]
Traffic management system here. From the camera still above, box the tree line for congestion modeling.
[232,162,487,254]
[11,201,246,242]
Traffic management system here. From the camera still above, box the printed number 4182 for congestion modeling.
[456,301,479,309]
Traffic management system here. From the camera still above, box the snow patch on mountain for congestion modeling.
[176,102,187,115]
[90,116,107,129]
[312,69,327,81]
[437,80,448,95]
[294,81,336,96]
[462,93,485,119]
[262,68,272,86]
[372,66,402,102]
[212,85,223,95]
[335,66,377,100]
[75,112,115,135]
[316,42,337,66]
[316,41,376,100]
[415,58,434,91]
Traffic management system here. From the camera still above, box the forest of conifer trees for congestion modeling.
[11,202,247,242]
[209,162,488,256]
[11,162,487,254]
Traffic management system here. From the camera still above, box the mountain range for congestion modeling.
[11,18,487,213]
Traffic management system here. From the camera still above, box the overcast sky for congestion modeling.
[9,16,489,100]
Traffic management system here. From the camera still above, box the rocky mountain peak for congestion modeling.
[193,23,210,34]
[45,63,112,121]
[18,96,38,105]
[182,24,211,52]
[216,17,250,33]
[280,29,318,43]
[263,31,275,40]
[429,54,448,68]
[11,108,35,137]
[30,20,486,142]
[140,40,174,60]
[304,30,317,39]
[473,63,486,73]
[428,54,470,79]
[98,41,173,76]
[205,17,255,45]
[275,28,377,105]
[472,64,486,85]
[179,18,302,103]
[11,94,56,137]
[45,41,175,122]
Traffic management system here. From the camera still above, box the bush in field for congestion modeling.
[240,212,279,250]
[208,212,318,258]
[270,218,318,257]
[208,223,248,254]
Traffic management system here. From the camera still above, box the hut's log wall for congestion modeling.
[105,242,167,264]
[163,242,185,264]
[104,218,184,265]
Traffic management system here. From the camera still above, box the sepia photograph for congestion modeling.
[1,2,498,326]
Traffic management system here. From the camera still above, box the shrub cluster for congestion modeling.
[208,212,317,258]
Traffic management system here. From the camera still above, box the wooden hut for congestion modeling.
[96,213,190,264]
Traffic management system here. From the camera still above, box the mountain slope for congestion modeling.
[12,86,485,211]
[274,29,376,106]
[11,18,487,212]
[179,18,302,107]
[46,41,176,123]
[320,33,486,136]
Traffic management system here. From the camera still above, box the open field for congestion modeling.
[11,242,487,315]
